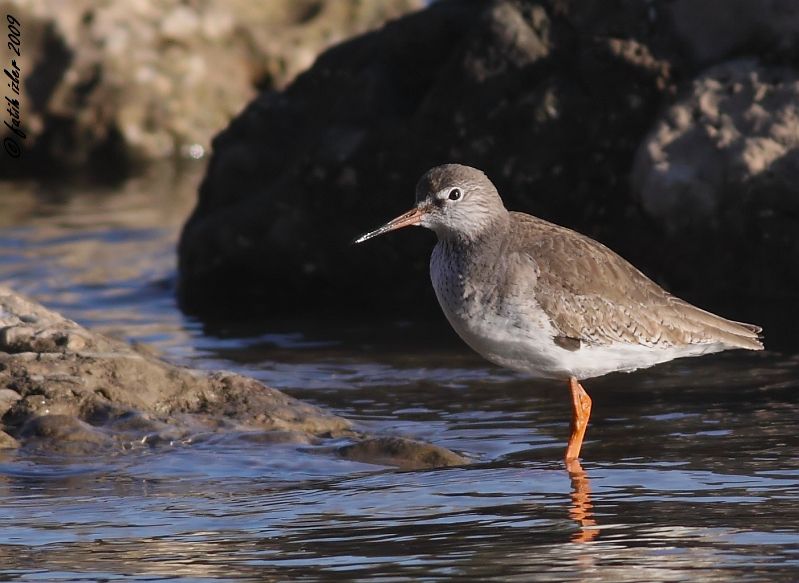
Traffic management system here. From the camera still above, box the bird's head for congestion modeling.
[355,164,508,244]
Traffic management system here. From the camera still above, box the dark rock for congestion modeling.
[178,0,799,340]
[668,0,799,66]
[177,0,681,318]
[0,0,421,176]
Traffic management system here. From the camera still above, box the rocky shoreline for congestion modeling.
[0,287,466,469]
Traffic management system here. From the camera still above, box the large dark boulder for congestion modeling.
[178,0,680,317]
[178,0,799,337]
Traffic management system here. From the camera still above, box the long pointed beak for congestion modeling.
[354,206,427,244]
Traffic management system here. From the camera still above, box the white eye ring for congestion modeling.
[448,188,462,201]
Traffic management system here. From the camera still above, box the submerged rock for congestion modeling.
[20,414,112,454]
[338,437,468,470]
[0,287,466,469]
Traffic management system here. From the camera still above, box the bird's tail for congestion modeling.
[672,299,764,350]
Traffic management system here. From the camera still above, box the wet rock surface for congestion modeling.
[0,287,467,467]
[338,437,469,470]
[1,0,421,175]
[178,0,799,331]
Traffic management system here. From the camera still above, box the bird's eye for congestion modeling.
[448,188,462,201]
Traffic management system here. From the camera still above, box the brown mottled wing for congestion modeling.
[509,213,763,350]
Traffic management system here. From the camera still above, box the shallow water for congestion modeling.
[1,167,798,581]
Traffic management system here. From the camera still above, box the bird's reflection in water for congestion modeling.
[566,459,599,543]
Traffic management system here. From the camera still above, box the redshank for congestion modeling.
[355,164,763,462]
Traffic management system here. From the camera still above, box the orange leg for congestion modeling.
[564,377,592,462]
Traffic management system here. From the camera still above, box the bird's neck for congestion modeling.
[436,211,510,251]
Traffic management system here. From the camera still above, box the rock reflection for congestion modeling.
[566,459,599,543]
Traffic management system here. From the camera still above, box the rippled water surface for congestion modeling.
[1,168,798,581]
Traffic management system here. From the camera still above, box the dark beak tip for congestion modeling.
[352,229,381,245]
